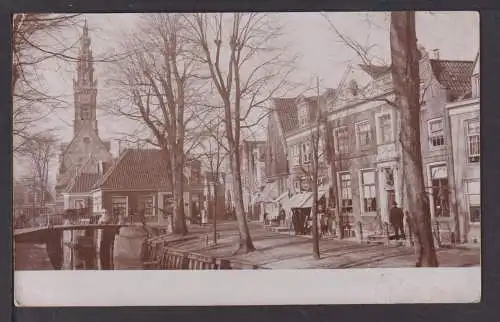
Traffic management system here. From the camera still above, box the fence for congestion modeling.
[142,238,263,270]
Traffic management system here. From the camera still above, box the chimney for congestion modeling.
[432,49,440,60]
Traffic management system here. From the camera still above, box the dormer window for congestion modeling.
[348,80,359,96]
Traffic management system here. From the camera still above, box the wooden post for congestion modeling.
[384,222,390,244]
[358,221,363,243]
[434,220,441,248]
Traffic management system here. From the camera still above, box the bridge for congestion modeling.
[14,223,147,270]
[14,224,135,244]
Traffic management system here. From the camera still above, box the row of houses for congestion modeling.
[251,47,480,244]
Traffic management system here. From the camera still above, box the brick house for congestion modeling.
[90,148,197,225]
[418,48,475,243]
[446,51,480,243]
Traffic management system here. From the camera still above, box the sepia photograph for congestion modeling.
[12,11,480,305]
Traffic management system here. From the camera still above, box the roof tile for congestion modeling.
[273,95,321,135]
[66,173,102,194]
[430,59,474,100]
[96,149,174,191]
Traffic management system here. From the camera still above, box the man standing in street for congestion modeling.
[389,202,405,240]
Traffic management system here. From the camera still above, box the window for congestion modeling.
[466,181,480,223]
[80,105,90,120]
[111,196,128,217]
[299,104,308,127]
[430,165,450,217]
[92,195,101,213]
[466,119,480,163]
[191,168,201,184]
[139,195,154,217]
[290,144,299,166]
[74,199,85,209]
[335,127,349,153]
[339,173,352,213]
[428,118,445,148]
[162,193,174,216]
[356,121,372,147]
[301,142,311,164]
[361,170,377,212]
[379,114,393,144]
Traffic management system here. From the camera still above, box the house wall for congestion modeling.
[448,99,480,243]
[280,98,401,236]
[100,189,196,223]
[265,112,289,183]
[419,57,459,235]
[328,101,398,234]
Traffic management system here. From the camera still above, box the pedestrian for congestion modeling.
[321,212,328,236]
[389,201,405,240]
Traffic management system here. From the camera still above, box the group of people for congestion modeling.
[268,201,408,241]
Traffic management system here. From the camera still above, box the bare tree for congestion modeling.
[196,119,228,245]
[107,14,208,235]
[309,79,324,259]
[390,12,438,267]
[18,133,57,218]
[12,14,81,154]
[185,13,297,253]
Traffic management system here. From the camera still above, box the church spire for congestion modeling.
[73,19,98,136]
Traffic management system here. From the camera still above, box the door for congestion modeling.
[387,190,396,211]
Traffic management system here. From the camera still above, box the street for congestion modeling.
[14,220,480,270]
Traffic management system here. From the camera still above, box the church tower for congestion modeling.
[55,19,112,211]
[73,20,98,136]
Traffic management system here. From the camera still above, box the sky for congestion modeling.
[15,11,479,183]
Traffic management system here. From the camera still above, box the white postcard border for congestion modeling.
[15,267,481,306]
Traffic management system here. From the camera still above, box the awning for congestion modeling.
[274,192,289,203]
[288,192,312,209]
[260,182,278,203]
[299,187,328,208]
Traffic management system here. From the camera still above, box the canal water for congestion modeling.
[15,226,147,270]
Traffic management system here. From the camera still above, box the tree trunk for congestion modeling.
[444,111,461,243]
[230,147,256,253]
[311,162,320,259]
[172,153,188,235]
[213,181,218,245]
[390,11,438,267]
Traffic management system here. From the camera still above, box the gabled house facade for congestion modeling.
[446,51,480,243]
[418,48,475,243]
